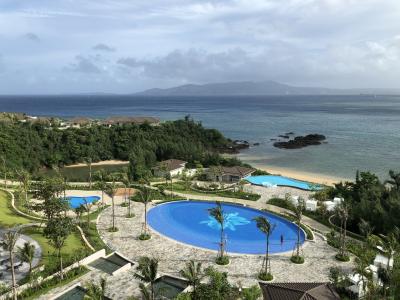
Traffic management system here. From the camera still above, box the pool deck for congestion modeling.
[97,197,352,290]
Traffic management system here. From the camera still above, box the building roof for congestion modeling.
[155,159,187,172]
[211,166,256,177]
[114,188,138,197]
[103,116,160,125]
[260,282,340,300]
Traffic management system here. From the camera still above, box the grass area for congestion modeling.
[77,205,110,224]
[156,181,261,201]
[82,223,112,253]
[37,164,128,182]
[21,226,89,270]
[131,186,185,202]
[18,266,89,300]
[0,190,32,228]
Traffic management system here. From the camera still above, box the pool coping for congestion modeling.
[146,199,309,257]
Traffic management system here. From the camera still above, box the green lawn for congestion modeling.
[0,190,32,228]
[155,181,261,201]
[21,226,88,268]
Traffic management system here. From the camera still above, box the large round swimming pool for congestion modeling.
[147,201,305,254]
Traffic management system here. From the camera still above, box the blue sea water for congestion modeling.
[0,94,399,179]
[147,200,305,254]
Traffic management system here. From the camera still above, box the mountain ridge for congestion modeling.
[135,81,400,96]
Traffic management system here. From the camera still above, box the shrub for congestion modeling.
[138,233,151,240]
[335,253,350,262]
[290,255,305,264]
[215,255,229,265]
[258,272,273,281]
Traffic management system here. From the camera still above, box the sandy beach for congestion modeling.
[65,160,129,168]
[254,164,351,186]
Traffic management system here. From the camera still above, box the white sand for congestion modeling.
[65,160,129,168]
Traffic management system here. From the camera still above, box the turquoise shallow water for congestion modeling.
[67,196,100,209]
[245,175,321,190]
[0,94,399,179]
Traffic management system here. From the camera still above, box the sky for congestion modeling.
[0,0,399,94]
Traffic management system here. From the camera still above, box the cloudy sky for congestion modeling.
[0,0,399,94]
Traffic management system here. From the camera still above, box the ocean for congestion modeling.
[1,94,399,180]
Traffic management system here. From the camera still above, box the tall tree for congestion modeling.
[336,202,350,259]
[32,175,68,220]
[86,157,93,189]
[1,155,7,189]
[208,201,228,264]
[2,230,19,300]
[138,181,153,239]
[253,216,275,280]
[15,169,30,206]
[293,198,305,259]
[94,169,108,206]
[134,257,159,300]
[17,241,35,275]
[43,217,73,280]
[179,260,203,300]
[385,170,400,190]
[106,175,118,232]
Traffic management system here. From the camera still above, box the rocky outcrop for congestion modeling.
[273,134,326,149]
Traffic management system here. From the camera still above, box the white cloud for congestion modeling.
[0,0,400,93]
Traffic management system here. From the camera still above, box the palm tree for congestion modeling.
[379,226,400,271]
[94,170,108,206]
[253,216,275,279]
[385,170,400,190]
[138,180,153,238]
[337,202,349,259]
[293,198,305,259]
[84,277,107,299]
[120,170,133,217]
[208,201,227,263]
[16,169,30,206]
[1,155,8,189]
[2,230,19,300]
[106,175,118,232]
[83,197,97,229]
[179,260,203,299]
[134,257,159,300]
[86,157,93,189]
[17,241,35,274]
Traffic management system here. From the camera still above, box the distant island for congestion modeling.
[135,80,400,96]
[273,134,327,149]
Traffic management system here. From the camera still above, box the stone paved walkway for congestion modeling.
[97,201,353,292]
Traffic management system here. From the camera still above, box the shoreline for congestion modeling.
[65,160,129,168]
[251,163,351,186]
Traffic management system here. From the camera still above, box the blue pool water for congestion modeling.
[245,175,321,190]
[147,201,305,254]
[67,196,101,209]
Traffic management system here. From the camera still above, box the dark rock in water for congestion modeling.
[273,134,326,149]
[270,138,277,141]
[253,142,260,146]
[221,139,251,153]
[278,135,290,139]
[285,132,294,135]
